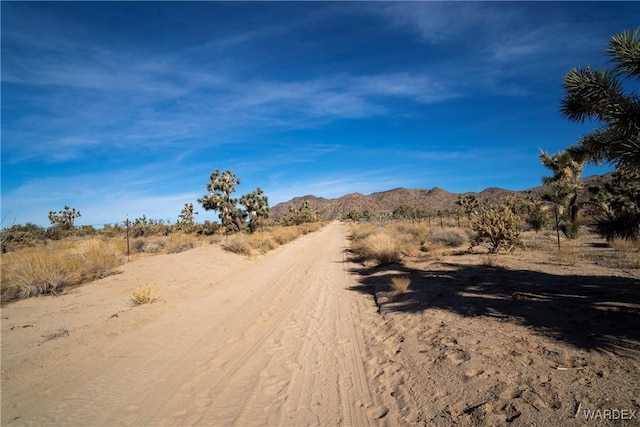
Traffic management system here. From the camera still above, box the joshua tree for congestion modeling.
[540,146,588,242]
[282,200,318,226]
[48,205,81,229]
[198,169,270,234]
[561,27,640,168]
[239,188,270,233]
[558,28,640,240]
[198,169,245,233]
[177,203,198,232]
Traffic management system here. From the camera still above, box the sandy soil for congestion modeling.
[349,228,640,426]
[2,222,639,426]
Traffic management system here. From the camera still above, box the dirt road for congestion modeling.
[1,222,401,426]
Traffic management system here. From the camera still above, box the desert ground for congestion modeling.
[1,221,639,426]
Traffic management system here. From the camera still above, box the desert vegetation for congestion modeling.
[2,26,639,427]
[130,283,159,305]
[348,188,639,272]
[1,237,125,302]
[1,219,326,303]
[1,169,330,303]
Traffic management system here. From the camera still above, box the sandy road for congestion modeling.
[1,222,399,426]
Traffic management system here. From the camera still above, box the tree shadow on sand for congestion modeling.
[346,251,640,355]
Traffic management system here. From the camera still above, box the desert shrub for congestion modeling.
[100,223,123,238]
[469,202,524,254]
[1,238,123,302]
[165,234,197,254]
[609,237,640,251]
[392,223,425,240]
[479,254,498,267]
[550,244,584,266]
[523,199,549,232]
[425,228,467,248]
[1,250,78,300]
[221,234,253,255]
[131,283,159,305]
[134,239,165,253]
[353,232,402,265]
[280,200,318,226]
[1,223,47,252]
[298,222,325,234]
[73,240,122,280]
[75,225,97,237]
[44,227,65,240]
[390,275,411,293]
[195,220,220,236]
[271,227,299,245]
[249,233,279,253]
[559,217,580,239]
[129,215,172,237]
[350,223,379,243]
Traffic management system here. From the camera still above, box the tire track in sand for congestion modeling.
[5,222,400,426]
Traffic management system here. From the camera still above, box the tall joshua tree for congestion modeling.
[48,205,81,230]
[198,169,245,233]
[560,28,640,241]
[540,146,588,225]
[239,188,270,233]
[561,27,640,168]
[198,169,270,234]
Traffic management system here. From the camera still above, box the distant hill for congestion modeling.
[269,174,611,220]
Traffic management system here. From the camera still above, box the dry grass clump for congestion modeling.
[425,227,468,248]
[479,254,499,268]
[221,234,253,256]
[134,238,164,254]
[271,227,299,245]
[165,234,197,254]
[74,240,123,280]
[390,275,411,293]
[351,231,403,265]
[1,238,124,302]
[131,283,159,305]
[390,223,426,241]
[550,243,584,266]
[249,233,279,254]
[218,223,326,256]
[611,238,640,269]
[133,234,201,255]
[609,238,640,252]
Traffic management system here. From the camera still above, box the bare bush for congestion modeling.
[165,234,197,254]
[131,283,159,305]
[133,239,165,254]
[425,228,468,248]
[479,254,498,268]
[249,233,279,253]
[221,234,253,256]
[390,275,411,293]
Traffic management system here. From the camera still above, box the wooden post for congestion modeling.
[126,215,130,260]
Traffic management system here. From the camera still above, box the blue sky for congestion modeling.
[2,2,638,227]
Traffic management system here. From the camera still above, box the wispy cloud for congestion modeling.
[4,23,462,164]
[2,2,629,227]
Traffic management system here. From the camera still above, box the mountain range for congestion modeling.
[269,174,609,220]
